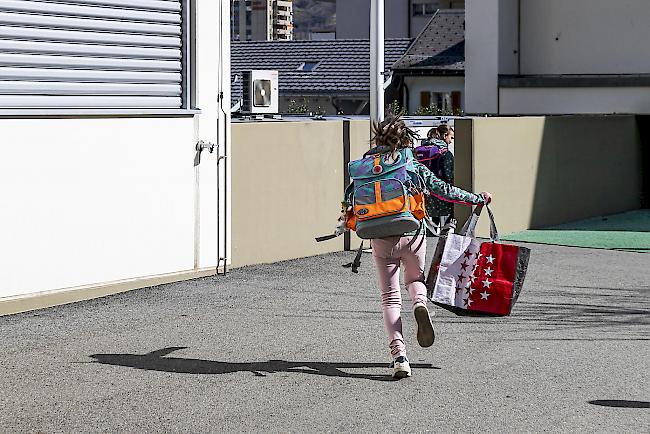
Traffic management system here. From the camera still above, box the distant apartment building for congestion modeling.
[232,0,293,41]
[336,0,464,39]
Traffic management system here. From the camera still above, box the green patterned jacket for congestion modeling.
[422,139,455,217]
[344,145,486,236]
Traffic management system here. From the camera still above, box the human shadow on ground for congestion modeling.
[89,347,440,382]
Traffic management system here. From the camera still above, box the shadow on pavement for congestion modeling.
[450,299,649,332]
[542,210,650,233]
[588,400,650,409]
[89,347,440,382]
[501,210,650,252]
[443,283,649,340]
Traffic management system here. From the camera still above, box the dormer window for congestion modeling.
[413,2,438,16]
[297,61,320,72]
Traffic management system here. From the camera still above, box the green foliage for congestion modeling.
[287,98,309,114]
[286,98,327,116]
[386,100,407,116]
[414,105,464,116]
[386,100,464,117]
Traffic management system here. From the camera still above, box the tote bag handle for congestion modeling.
[458,204,500,241]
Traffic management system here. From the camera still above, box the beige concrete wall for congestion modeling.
[231,120,347,267]
[232,116,643,265]
[349,119,371,159]
[462,116,643,237]
[453,118,475,231]
[348,119,371,248]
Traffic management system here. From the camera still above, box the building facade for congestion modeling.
[336,0,464,39]
[1,0,231,313]
[391,9,465,114]
[231,39,411,115]
[232,0,293,41]
[465,0,650,115]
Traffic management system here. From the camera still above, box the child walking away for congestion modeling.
[416,125,456,234]
[343,114,491,379]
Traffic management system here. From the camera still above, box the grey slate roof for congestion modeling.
[392,10,464,73]
[231,38,412,106]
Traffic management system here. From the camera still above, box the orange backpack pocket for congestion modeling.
[345,209,357,231]
[409,192,426,220]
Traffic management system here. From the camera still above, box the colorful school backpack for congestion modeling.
[346,148,425,239]
[414,142,446,179]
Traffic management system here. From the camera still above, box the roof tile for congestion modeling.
[392,10,465,72]
[231,38,412,105]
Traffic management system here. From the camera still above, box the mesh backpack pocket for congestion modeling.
[354,179,408,220]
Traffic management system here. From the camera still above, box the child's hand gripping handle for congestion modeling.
[458,194,499,241]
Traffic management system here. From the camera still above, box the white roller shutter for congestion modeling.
[0,0,186,109]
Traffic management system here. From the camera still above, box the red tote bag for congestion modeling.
[426,205,531,316]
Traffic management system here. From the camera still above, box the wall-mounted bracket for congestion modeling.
[194,140,216,166]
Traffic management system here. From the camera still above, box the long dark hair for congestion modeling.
[370,113,418,154]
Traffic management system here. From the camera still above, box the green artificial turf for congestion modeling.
[501,209,650,253]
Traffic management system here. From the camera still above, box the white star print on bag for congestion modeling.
[431,232,482,309]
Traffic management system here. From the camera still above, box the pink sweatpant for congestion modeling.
[371,235,428,358]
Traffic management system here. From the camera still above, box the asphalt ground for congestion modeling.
[1,240,649,433]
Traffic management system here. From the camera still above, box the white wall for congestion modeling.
[499,87,650,115]
[336,0,461,39]
[195,0,232,271]
[466,0,650,115]
[336,0,408,39]
[465,0,499,114]
[498,0,518,75]
[0,119,195,298]
[405,75,464,113]
[0,0,230,302]
[520,0,650,75]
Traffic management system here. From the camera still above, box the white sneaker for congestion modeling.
[391,356,411,379]
[414,302,435,347]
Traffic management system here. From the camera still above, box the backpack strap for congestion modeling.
[371,155,382,174]
[315,233,339,242]
[363,145,391,157]
[342,220,424,273]
[342,242,364,273]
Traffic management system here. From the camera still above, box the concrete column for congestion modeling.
[370,0,384,124]
[465,0,500,114]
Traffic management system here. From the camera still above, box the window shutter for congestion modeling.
[420,91,430,109]
[0,0,184,109]
[451,91,461,112]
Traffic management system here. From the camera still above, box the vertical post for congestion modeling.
[219,0,232,274]
[370,0,384,125]
[465,0,500,114]
[239,0,246,41]
[343,120,351,251]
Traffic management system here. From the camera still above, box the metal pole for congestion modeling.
[370,0,384,125]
